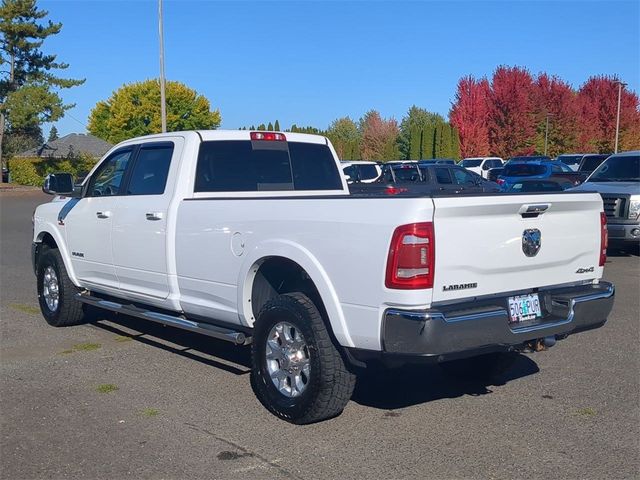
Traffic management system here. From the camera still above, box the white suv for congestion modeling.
[460,157,504,178]
[341,161,382,183]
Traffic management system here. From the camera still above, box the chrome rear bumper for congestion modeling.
[381,281,614,358]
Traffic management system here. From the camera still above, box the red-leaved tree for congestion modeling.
[577,76,640,153]
[449,76,491,158]
[359,110,400,161]
[487,66,536,158]
[531,73,580,156]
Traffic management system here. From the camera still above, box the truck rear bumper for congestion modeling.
[607,222,640,242]
[375,281,614,361]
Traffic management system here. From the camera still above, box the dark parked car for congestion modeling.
[555,154,586,171]
[487,167,504,182]
[578,154,610,175]
[2,166,8,183]
[418,158,456,165]
[505,179,574,193]
[351,163,500,195]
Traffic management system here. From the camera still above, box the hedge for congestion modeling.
[7,155,98,186]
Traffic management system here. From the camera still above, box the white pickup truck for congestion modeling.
[32,130,614,424]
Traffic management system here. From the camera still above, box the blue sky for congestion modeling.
[41,0,639,137]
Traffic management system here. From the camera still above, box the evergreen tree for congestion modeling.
[399,106,445,160]
[451,126,461,160]
[47,125,58,142]
[421,125,435,159]
[439,124,452,158]
[257,124,266,131]
[409,126,421,159]
[274,119,280,131]
[0,0,84,179]
[267,122,273,131]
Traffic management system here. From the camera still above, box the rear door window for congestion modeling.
[126,143,174,195]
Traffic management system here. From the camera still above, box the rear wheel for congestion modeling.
[37,247,88,327]
[250,292,356,424]
[439,352,518,381]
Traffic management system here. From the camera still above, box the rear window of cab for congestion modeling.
[195,140,342,192]
[503,164,547,177]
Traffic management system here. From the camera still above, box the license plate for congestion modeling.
[508,293,542,323]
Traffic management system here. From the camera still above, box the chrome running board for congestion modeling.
[76,293,250,345]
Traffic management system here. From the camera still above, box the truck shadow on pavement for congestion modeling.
[89,311,252,375]
[607,246,639,257]
[90,310,540,411]
[351,355,540,410]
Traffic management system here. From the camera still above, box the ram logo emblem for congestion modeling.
[522,229,541,257]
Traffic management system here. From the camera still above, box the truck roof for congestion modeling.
[111,129,329,147]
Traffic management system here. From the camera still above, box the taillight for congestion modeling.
[385,186,408,195]
[599,212,607,267]
[250,131,286,141]
[385,223,435,289]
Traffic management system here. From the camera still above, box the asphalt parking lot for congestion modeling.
[1,190,639,480]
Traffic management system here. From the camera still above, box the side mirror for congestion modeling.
[43,173,74,195]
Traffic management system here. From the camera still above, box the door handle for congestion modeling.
[96,211,111,219]
[145,212,164,221]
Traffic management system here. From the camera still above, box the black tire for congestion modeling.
[37,247,87,327]
[439,352,518,381]
[250,292,356,424]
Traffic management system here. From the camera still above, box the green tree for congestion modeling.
[47,125,58,141]
[88,79,221,143]
[398,106,445,159]
[326,117,360,160]
[0,0,84,180]
[267,121,273,131]
[274,119,280,131]
[2,122,42,157]
[451,126,461,160]
[288,124,324,135]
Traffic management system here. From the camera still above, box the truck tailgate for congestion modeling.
[431,192,604,303]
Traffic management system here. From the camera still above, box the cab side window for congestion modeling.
[126,144,174,195]
[87,149,133,197]
[435,168,453,184]
[452,168,475,185]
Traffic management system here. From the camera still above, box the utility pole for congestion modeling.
[544,113,553,156]
[158,0,167,133]
[614,81,627,154]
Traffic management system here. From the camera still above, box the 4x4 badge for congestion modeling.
[522,229,541,257]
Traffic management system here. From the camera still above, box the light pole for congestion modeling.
[158,0,167,133]
[614,81,627,154]
[544,113,554,156]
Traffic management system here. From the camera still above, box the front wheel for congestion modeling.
[250,292,356,424]
[37,247,88,327]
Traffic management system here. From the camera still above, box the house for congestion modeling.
[17,133,112,159]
